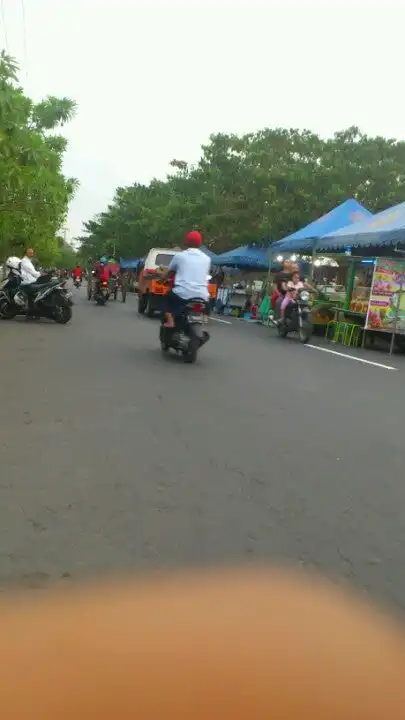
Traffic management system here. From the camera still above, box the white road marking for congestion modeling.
[210,317,233,324]
[305,344,396,370]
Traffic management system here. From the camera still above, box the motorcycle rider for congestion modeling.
[20,248,41,316]
[72,264,83,284]
[160,231,211,328]
[93,256,111,294]
[279,271,315,324]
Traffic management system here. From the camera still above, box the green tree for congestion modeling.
[54,241,77,270]
[0,51,78,264]
[81,126,405,259]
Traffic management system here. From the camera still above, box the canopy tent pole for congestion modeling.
[310,247,316,282]
[389,288,402,356]
[265,250,274,293]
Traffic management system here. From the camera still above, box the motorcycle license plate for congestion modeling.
[188,314,203,323]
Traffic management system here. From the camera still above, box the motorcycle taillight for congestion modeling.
[102,281,108,286]
[191,303,204,312]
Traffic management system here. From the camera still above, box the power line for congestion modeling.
[1,0,9,53]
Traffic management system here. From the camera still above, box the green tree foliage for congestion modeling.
[0,51,78,264]
[81,126,405,260]
[54,241,77,270]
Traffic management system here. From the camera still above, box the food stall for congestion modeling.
[212,245,271,317]
[267,199,372,330]
[309,257,373,331]
[318,200,405,353]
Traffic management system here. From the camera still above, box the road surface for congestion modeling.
[1,288,405,610]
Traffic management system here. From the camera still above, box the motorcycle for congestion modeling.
[0,272,72,324]
[94,278,110,305]
[277,288,313,343]
[159,299,210,363]
[73,276,82,289]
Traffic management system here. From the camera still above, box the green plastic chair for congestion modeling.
[343,323,361,348]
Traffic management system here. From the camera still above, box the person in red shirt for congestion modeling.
[93,257,111,282]
[72,264,83,281]
[92,258,112,299]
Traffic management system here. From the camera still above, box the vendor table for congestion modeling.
[216,287,249,316]
[332,307,366,325]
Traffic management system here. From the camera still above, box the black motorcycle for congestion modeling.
[93,278,110,305]
[277,288,313,343]
[159,299,210,363]
[0,273,72,323]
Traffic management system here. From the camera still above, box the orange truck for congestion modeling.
[136,248,217,317]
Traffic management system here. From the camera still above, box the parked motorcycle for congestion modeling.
[159,299,210,363]
[277,288,313,343]
[94,279,110,306]
[0,271,72,323]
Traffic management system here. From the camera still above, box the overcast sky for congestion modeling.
[1,0,404,240]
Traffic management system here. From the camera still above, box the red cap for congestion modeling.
[185,230,203,248]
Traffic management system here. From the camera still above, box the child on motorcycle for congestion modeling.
[279,272,313,323]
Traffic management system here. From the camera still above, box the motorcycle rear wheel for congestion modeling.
[183,336,198,363]
[159,326,170,354]
[53,305,72,324]
[0,299,17,320]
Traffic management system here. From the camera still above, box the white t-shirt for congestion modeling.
[168,248,211,300]
[20,256,40,285]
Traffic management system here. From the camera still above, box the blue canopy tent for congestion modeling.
[212,244,271,270]
[201,246,217,259]
[120,258,142,270]
[269,199,372,254]
[318,201,405,251]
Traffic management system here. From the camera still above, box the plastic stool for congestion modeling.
[344,323,361,347]
[331,321,348,344]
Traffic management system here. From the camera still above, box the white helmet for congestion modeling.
[6,256,22,272]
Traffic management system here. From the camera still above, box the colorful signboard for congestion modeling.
[366,258,405,333]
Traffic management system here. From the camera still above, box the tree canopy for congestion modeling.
[80,126,405,261]
[0,51,78,264]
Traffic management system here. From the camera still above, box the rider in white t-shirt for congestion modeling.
[160,231,211,327]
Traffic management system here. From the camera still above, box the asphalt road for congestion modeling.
[1,287,405,610]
